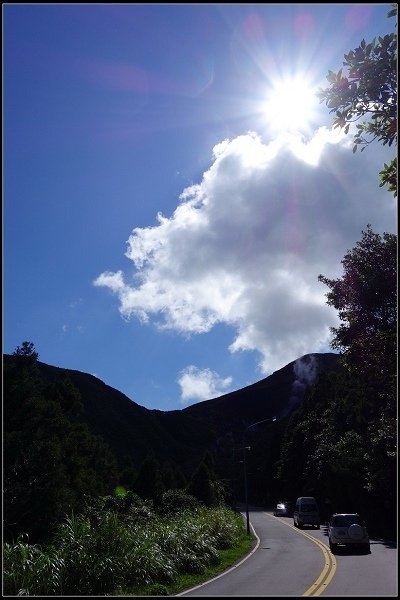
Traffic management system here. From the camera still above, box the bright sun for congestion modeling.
[265,76,318,134]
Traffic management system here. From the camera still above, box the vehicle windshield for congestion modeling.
[302,504,317,512]
[332,515,362,527]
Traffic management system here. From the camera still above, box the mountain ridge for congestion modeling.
[182,352,341,440]
[3,351,341,476]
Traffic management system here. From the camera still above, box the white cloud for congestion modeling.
[178,366,233,404]
[94,127,396,377]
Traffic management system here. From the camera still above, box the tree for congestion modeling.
[186,461,217,507]
[318,226,397,533]
[13,340,39,363]
[133,453,165,500]
[4,347,119,543]
[202,450,216,478]
[318,225,396,394]
[318,5,397,196]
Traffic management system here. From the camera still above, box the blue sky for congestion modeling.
[4,3,397,411]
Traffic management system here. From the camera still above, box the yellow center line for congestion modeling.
[302,534,336,596]
[264,513,337,596]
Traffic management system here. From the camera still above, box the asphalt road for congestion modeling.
[177,508,397,597]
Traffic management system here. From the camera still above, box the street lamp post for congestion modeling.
[242,416,276,535]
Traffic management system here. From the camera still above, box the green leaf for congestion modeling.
[327,70,336,83]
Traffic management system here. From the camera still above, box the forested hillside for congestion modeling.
[3,345,335,540]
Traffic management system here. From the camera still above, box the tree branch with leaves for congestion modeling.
[318,5,397,196]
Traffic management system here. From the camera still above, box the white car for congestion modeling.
[273,502,292,516]
[328,513,370,553]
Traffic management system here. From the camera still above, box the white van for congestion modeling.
[293,497,320,529]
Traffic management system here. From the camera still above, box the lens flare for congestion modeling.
[114,485,127,498]
[265,76,318,134]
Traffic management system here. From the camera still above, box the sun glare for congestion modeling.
[265,76,318,134]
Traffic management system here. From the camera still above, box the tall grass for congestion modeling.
[3,535,65,596]
[4,505,247,596]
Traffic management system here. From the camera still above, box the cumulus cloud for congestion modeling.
[178,366,233,404]
[94,127,395,376]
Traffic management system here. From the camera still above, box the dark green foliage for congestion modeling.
[155,489,200,516]
[102,489,145,513]
[147,584,170,596]
[379,157,397,195]
[203,449,216,474]
[186,461,217,507]
[10,356,218,481]
[134,453,165,500]
[318,225,396,405]
[4,503,246,596]
[173,465,188,489]
[158,460,188,492]
[3,344,119,543]
[318,6,397,195]
[273,228,397,534]
[242,417,285,506]
[84,492,156,529]
[275,364,396,532]
[3,535,65,596]
[118,457,138,490]
[13,340,39,363]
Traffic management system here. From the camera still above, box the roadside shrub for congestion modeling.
[4,503,246,595]
[155,489,200,515]
[52,511,128,595]
[124,535,176,586]
[3,535,64,596]
[167,510,220,573]
[200,505,243,549]
[103,490,144,513]
[83,491,155,527]
[148,583,170,595]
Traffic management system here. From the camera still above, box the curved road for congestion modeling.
[178,508,397,597]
